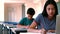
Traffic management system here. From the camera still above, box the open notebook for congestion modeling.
[56,15,60,34]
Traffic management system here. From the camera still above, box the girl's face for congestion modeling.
[46,4,55,17]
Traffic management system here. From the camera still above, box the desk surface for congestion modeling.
[11,28,56,34]
[20,32,56,34]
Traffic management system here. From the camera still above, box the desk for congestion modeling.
[0,22,56,34]
[20,32,56,34]
[11,28,56,34]
[0,22,16,34]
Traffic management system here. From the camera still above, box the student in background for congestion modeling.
[17,8,35,29]
[28,0,58,34]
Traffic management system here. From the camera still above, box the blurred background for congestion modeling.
[0,0,60,23]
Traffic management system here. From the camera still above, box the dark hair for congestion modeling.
[42,0,58,17]
[27,8,35,15]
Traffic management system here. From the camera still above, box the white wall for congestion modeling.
[0,0,4,21]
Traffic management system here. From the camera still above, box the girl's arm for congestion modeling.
[29,20,37,29]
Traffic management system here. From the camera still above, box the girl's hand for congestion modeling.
[41,28,47,34]
[48,30,55,33]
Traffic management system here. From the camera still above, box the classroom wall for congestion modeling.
[3,0,60,22]
[4,0,46,22]
[4,3,22,22]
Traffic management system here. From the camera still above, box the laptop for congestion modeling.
[56,15,60,34]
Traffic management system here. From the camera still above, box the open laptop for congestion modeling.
[56,15,60,34]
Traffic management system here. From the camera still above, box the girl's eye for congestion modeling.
[48,8,50,10]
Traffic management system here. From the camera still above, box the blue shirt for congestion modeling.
[35,14,56,30]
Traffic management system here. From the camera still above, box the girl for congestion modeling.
[28,0,58,34]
